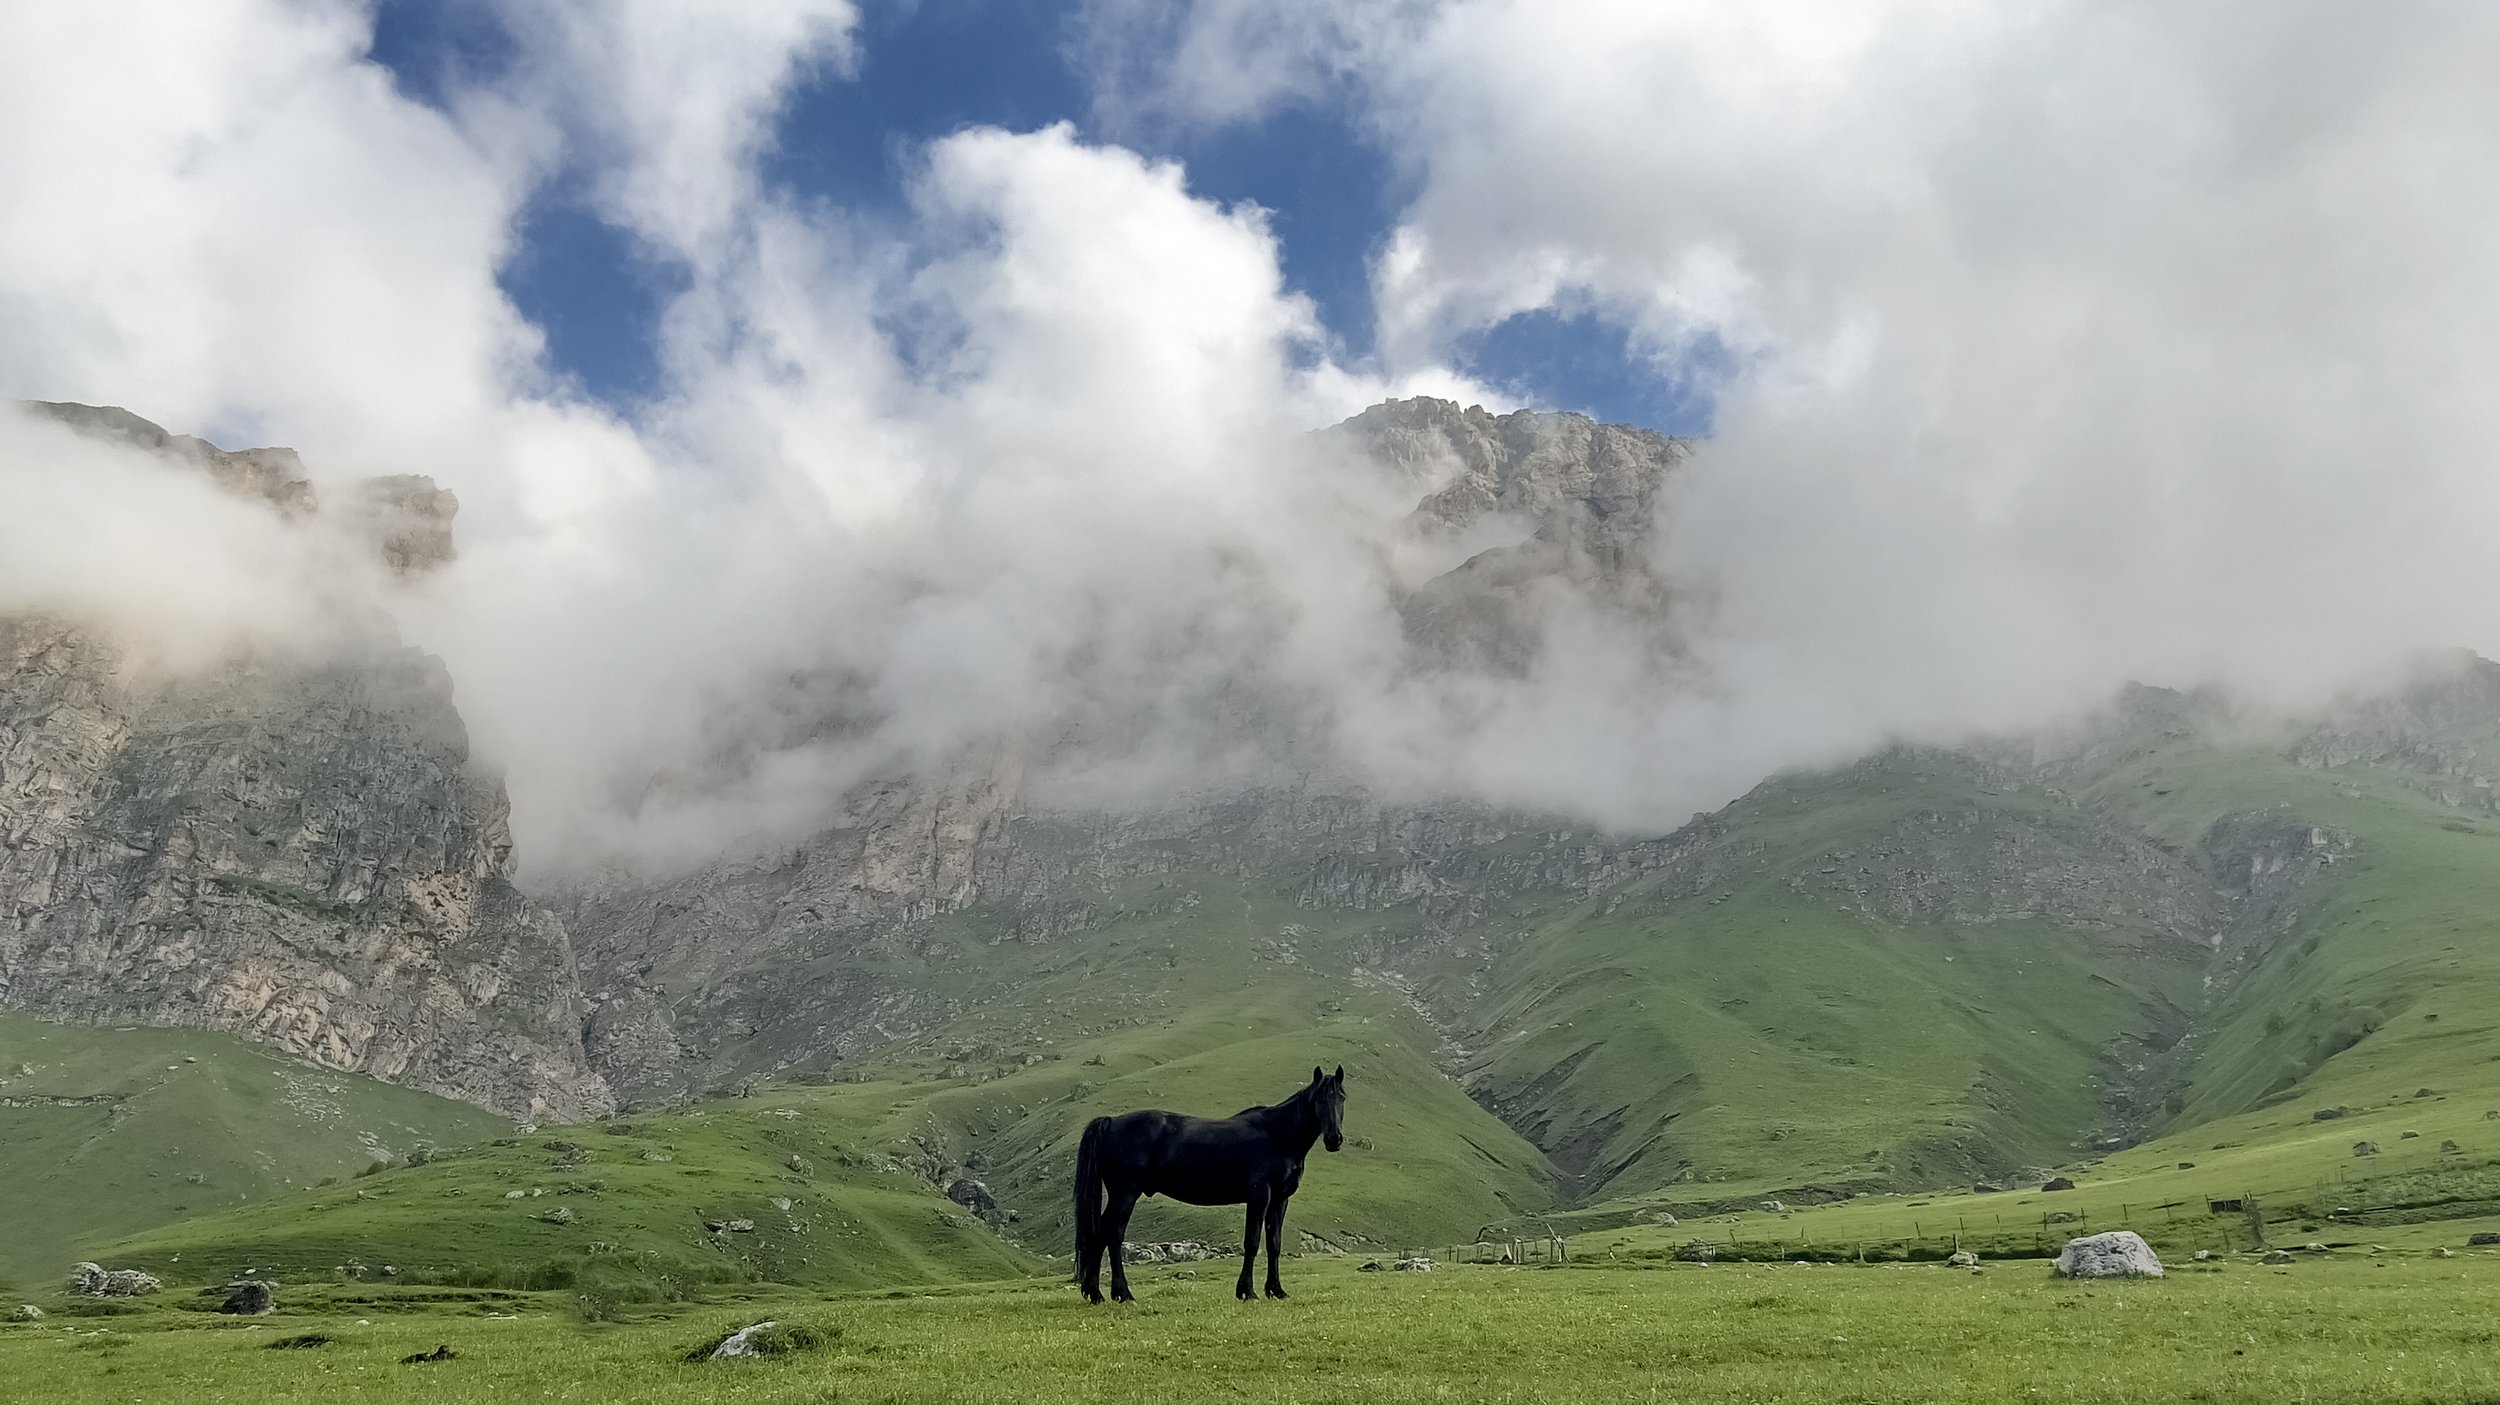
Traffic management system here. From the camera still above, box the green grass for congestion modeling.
[0,1015,513,1288]
[9,1256,2500,1403]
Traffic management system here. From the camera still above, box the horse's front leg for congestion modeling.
[1236,1189,1269,1301]
[1105,1188,1142,1303]
[1264,1193,1290,1298]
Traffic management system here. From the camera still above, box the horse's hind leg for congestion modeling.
[1236,1190,1268,1301]
[1105,1188,1142,1304]
[1263,1194,1289,1299]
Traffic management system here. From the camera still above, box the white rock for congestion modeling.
[1946,1250,1979,1268]
[2052,1231,2163,1279]
[709,1321,777,1358]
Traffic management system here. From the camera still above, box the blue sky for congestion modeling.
[367,0,1707,435]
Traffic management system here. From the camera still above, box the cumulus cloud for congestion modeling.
[6,0,2499,872]
[1079,0,2500,814]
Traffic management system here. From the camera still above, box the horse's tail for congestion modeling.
[1072,1116,1110,1280]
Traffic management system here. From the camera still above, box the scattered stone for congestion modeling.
[400,1345,457,1364]
[67,1263,161,1297]
[945,1178,998,1219]
[704,1221,725,1233]
[1946,1250,1979,1268]
[2401,1131,2421,1140]
[9,1305,40,1321]
[787,1155,811,1174]
[2262,1250,2295,1265]
[2415,1088,2435,1098]
[264,1333,331,1350]
[2435,1248,2455,1258]
[2192,1250,2214,1262]
[538,1206,574,1226]
[2052,1231,2163,1279]
[2041,1177,2077,1192]
[725,1219,755,1233]
[2442,1140,2462,1154]
[1972,1183,2004,1194]
[2468,1233,2500,1247]
[1673,1241,1718,1263]
[1124,1242,1215,1265]
[504,1190,527,1199]
[218,1281,275,1316]
[1358,1260,1384,1273]
[2176,1162,2196,1170]
[1392,1257,1436,1272]
[2353,1142,2380,1157]
[1761,1200,1787,1214]
[687,1321,831,1361]
[2302,1242,2330,1253]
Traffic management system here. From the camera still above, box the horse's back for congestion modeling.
[1096,1108,1279,1204]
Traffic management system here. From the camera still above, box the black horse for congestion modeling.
[1073,1066,1347,1303]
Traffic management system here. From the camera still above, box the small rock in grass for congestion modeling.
[1358,1260,1383,1273]
[67,1263,160,1297]
[2041,1177,2077,1192]
[687,1321,832,1361]
[2401,1131,2421,1140]
[9,1305,41,1321]
[400,1345,456,1365]
[1392,1257,1436,1272]
[2468,1233,2500,1247]
[218,1281,275,1315]
[725,1219,755,1233]
[2262,1250,2295,1265]
[2052,1232,2162,1279]
[2353,1142,2379,1157]
[1947,1250,1979,1268]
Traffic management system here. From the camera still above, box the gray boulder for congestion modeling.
[218,1281,275,1315]
[2052,1231,2163,1279]
[1946,1250,1979,1268]
[9,1305,40,1321]
[68,1262,161,1297]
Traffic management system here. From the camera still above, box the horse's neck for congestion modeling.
[1262,1091,1321,1154]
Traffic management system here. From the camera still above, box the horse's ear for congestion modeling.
[1332,1065,1345,1083]
[1313,1065,1324,1084]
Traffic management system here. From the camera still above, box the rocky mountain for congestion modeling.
[13,394,2500,1243]
[0,403,608,1120]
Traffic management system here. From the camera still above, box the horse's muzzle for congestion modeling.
[1324,1132,1344,1152]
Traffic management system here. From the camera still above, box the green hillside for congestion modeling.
[41,675,2500,1297]
[0,1014,512,1288]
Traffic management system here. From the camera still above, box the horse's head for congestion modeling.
[1311,1065,1347,1151]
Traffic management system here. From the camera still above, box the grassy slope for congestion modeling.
[103,1087,1038,1295]
[0,1014,512,1288]
[1462,758,2204,1204]
[43,718,2500,1297]
[9,1257,2500,1405]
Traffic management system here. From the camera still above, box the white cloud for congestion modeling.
[11,0,2500,876]
[1081,0,2500,812]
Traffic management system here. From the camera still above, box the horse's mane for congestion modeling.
[1232,1081,1317,1120]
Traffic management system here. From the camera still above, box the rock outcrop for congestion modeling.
[2052,1231,2163,1279]
[0,404,606,1120]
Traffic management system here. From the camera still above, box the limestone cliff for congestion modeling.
[0,403,607,1120]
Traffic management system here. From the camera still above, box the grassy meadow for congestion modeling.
[10,1254,2500,1404]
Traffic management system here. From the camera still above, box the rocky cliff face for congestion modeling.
[1334,398,1688,673]
[0,404,607,1120]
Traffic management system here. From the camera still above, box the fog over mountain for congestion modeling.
[6,1,2499,877]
